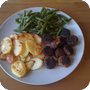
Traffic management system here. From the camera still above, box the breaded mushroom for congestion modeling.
[55,48,65,58]
[42,34,54,44]
[63,45,74,55]
[50,36,61,49]
[60,29,70,38]
[44,57,56,69]
[60,36,67,46]
[58,55,71,67]
[67,35,78,46]
[42,46,54,56]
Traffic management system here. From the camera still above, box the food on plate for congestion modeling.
[42,46,54,56]
[11,60,26,77]
[15,56,21,61]
[14,7,72,37]
[0,7,79,78]
[55,48,65,58]
[0,32,44,77]
[59,36,67,46]
[58,55,71,67]
[20,56,26,63]
[9,33,24,57]
[33,53,45,60]
[25,60,35,71]
[6,51,16,64]
[33,33,42,45]
[42,34,54,44]
[1,37,12,54]
[20,53,32,63]
[25,39,42,55]
[66,35,78,46]
[63,45,74,55]
[20,43,29,58]
[44,57,56,69]
[31,58,43,70]
[50,36,61,49]
[13,39,23,56]
[0,52,6,60]
[60,29,70,38]
[25,54,32,63]
[18,33,35,44]
[9,33,18,41]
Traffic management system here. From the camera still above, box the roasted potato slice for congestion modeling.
[25,60,35,71]
[25,40,36,55]
[33,53,45,60]
[20,44,29,58]
[6,51,16,64]
[35,45,42,55]
[20,56,26,63]
[25,40,42,55]
[11,61,26,78]
[0,52,6,60]
[18,33,35,44]
[1,37,12,54]
[31,58,43,70]
[15,56,21,61]
[9,33,18,41]
[20,53,32,63]
[33,34,42,45]
[13,40,23,56]
[25,54,32,63]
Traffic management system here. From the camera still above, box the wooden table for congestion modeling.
[0,0,90,90]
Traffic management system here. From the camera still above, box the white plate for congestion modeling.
[0,7,85,85]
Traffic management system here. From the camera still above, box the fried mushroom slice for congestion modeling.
[42,34,54,44]
[63,45,74,55]
[42,46,54,56]
[67,35,78,46]
[58,55,71,67]
[44,57,56,69]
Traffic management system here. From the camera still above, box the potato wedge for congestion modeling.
[6,51,16,64]
[20,44,29,58]
[18,33,35,44]
[11,61,26,78]
[25,60,35,71]
[13,40,23,56]
[31,58,43,70]
[1,37,12,54]
[33,34,42,45]
[0,52,6,60]
[9,33,18,41]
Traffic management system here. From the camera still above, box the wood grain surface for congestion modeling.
[0,0,90,90]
